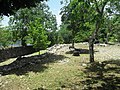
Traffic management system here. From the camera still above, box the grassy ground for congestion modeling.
[0,43,120,90]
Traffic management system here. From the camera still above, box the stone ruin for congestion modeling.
[47,44,69,54]
[73,50,80,56]
[0,46,36,62]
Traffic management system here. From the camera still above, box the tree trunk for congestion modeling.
[21,39,27,47]
[106,33,109,44]
[72,29,75,48]
[89,21,100,63]
[72,39,74,48]
[89,36,95,62]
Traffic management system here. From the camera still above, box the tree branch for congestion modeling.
[94,0,101,13]
[101,0,108,14]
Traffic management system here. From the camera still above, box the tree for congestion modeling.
[9,8,31,46]
[108,15,120,43]
[9,2,57,47]
[61,0,91,47]
[0,27,12,48]
[97,15,118,43]
[88,0,120,62]
[58,24,72,44]
[46,13,58,46]
[28,19,50,52]
[0,0,46,16]
[47,31,58,46]
[61,0,120,62]
[0,17,12,48]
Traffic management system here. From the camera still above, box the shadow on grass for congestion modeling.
[82,59,120,90]
[66,48,89,54]
[33,87,47,90]
[0,53,67,76]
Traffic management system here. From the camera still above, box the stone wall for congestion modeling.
[0,46,36,62]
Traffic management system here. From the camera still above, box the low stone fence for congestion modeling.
[0,46,36,62]
[47,44,69,54]
[0,53,48,74]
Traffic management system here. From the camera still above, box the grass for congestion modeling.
[0,43,120,90]
[0,54,85,90]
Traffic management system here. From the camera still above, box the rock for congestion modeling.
[82,63,87,67]
[104,64,111,69]
[74,48,81,52]
[82,42,88,45]
[99,43,107,47]
[117,44,120,46]
[69,46,75,51]
[73,50,80,56]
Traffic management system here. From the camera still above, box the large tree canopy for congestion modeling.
[8,2,57,47]
[0,0,46,15]
[61,0,120,62]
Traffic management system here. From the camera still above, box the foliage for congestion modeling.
[27,19,50,50]
[47,31,58,46]
[0,27,12,48]
[60,0,94,46]
[0,0,46,15]
[9,7,34,46]
[58,24,72,44]
[61,0,120,42]
[74,30,91,42]
[98,15,120,43]
[61,0,120,62]
[111,16,120,42]
[57,33,64,44]
[9,2,57,47]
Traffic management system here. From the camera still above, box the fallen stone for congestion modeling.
[73,50,80,56]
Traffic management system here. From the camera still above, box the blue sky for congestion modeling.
[1,16,9,26]
[1,0,63,27]
[47,0,63,27]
